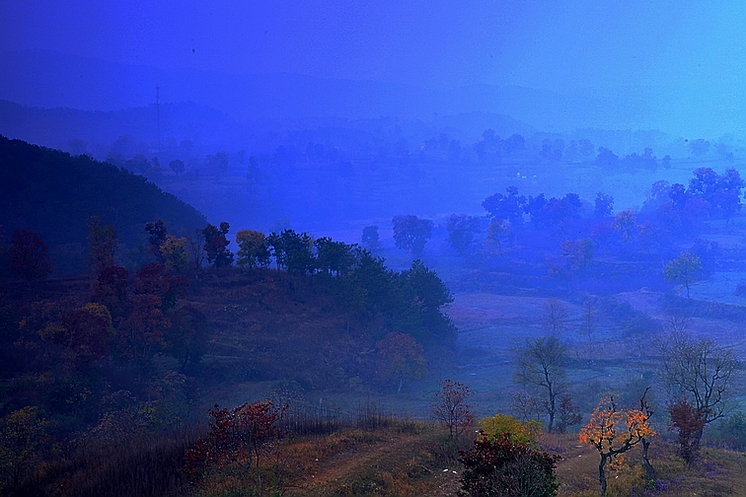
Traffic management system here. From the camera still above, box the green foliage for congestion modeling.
[478,414,541,446]
[203,222,234,268]
[235,229,270,269]
[392,215,433,257]
[446,214,481,255]
[361,225,381,251]
[663,251,702,298]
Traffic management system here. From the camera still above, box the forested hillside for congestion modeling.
[0,135,206,272]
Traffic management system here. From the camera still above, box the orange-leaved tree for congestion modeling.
[579,397,655,496]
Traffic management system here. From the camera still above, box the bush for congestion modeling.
[459,435,559,497]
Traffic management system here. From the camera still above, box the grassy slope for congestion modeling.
[191,423,746,497]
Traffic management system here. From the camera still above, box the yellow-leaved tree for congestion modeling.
[579,397,655,496]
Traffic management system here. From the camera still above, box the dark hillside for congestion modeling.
[0,135,206,255]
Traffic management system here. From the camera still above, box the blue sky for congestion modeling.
[1,1,744,135]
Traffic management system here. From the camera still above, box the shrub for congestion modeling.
[459,435,559,497]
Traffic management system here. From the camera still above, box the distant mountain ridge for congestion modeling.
[0,48,677,134]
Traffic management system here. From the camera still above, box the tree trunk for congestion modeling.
[641,437,656,478]
[599,455,608,496]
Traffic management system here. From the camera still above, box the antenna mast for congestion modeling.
[156,84,161,151]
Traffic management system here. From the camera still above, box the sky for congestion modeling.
[1,0,744,136]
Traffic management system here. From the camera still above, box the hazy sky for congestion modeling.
[1,1,744,134]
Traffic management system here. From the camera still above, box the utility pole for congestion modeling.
[156,84,161,151]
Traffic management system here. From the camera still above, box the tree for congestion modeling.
[478,414,541,445]
[483,186,526,225]
[514,336,568,432]
[91,265,130,319]
[165,305,209,372]
[160,235,190,273]
[186,401,287,478]
[168,159,185,176]
[235,229,270,269]
[579,397,655,496]
[51,303,115,365]
[446,214,481,255]
[202,222,234,268]
[375,332,427,393]
[145,219,168,263]
[663,252,702,298]
[8,229,53,282]
[278,230,315,275]
[667,399,706,465]
[361,225,381,251]
[656,330,736,454]
[459,435,559,497]
[432,379,474,440]
[118,294,170,364]
[87,216,118,275]
[594,192,614,218]
[0,406,49,492]
[315,237,353,276]
[485,218,511,254]
[392,215,433,257]
[555,394,582,434]
[612,209,637,244]
[541,299,567,336]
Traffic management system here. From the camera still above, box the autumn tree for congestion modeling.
[44,303,115,365]
[0,406,49,492]
[579,397,655,496]
[446,214,480,255]
[8,229,53,282]
[656,330,736,456]
[160,235,190,273]
[663,251,702,298]
[117,294,170,365]
[392,215,433,257]
[91,265,130,319]
[186,401,287,478]
[375,332,427,393]
[432,379,473,440]
[459,435,559,497]
[235,229,270,269]
[514,336,568,432]
[202,222,234,268]
[667,399,706,465]
[134,262,188,311]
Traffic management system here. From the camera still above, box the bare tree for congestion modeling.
[432,379,474,440]
[514,336,568,432]
[656,330,737,451]
[579,297,597,342]
[663,307,692,335]
[542,298,567,336]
